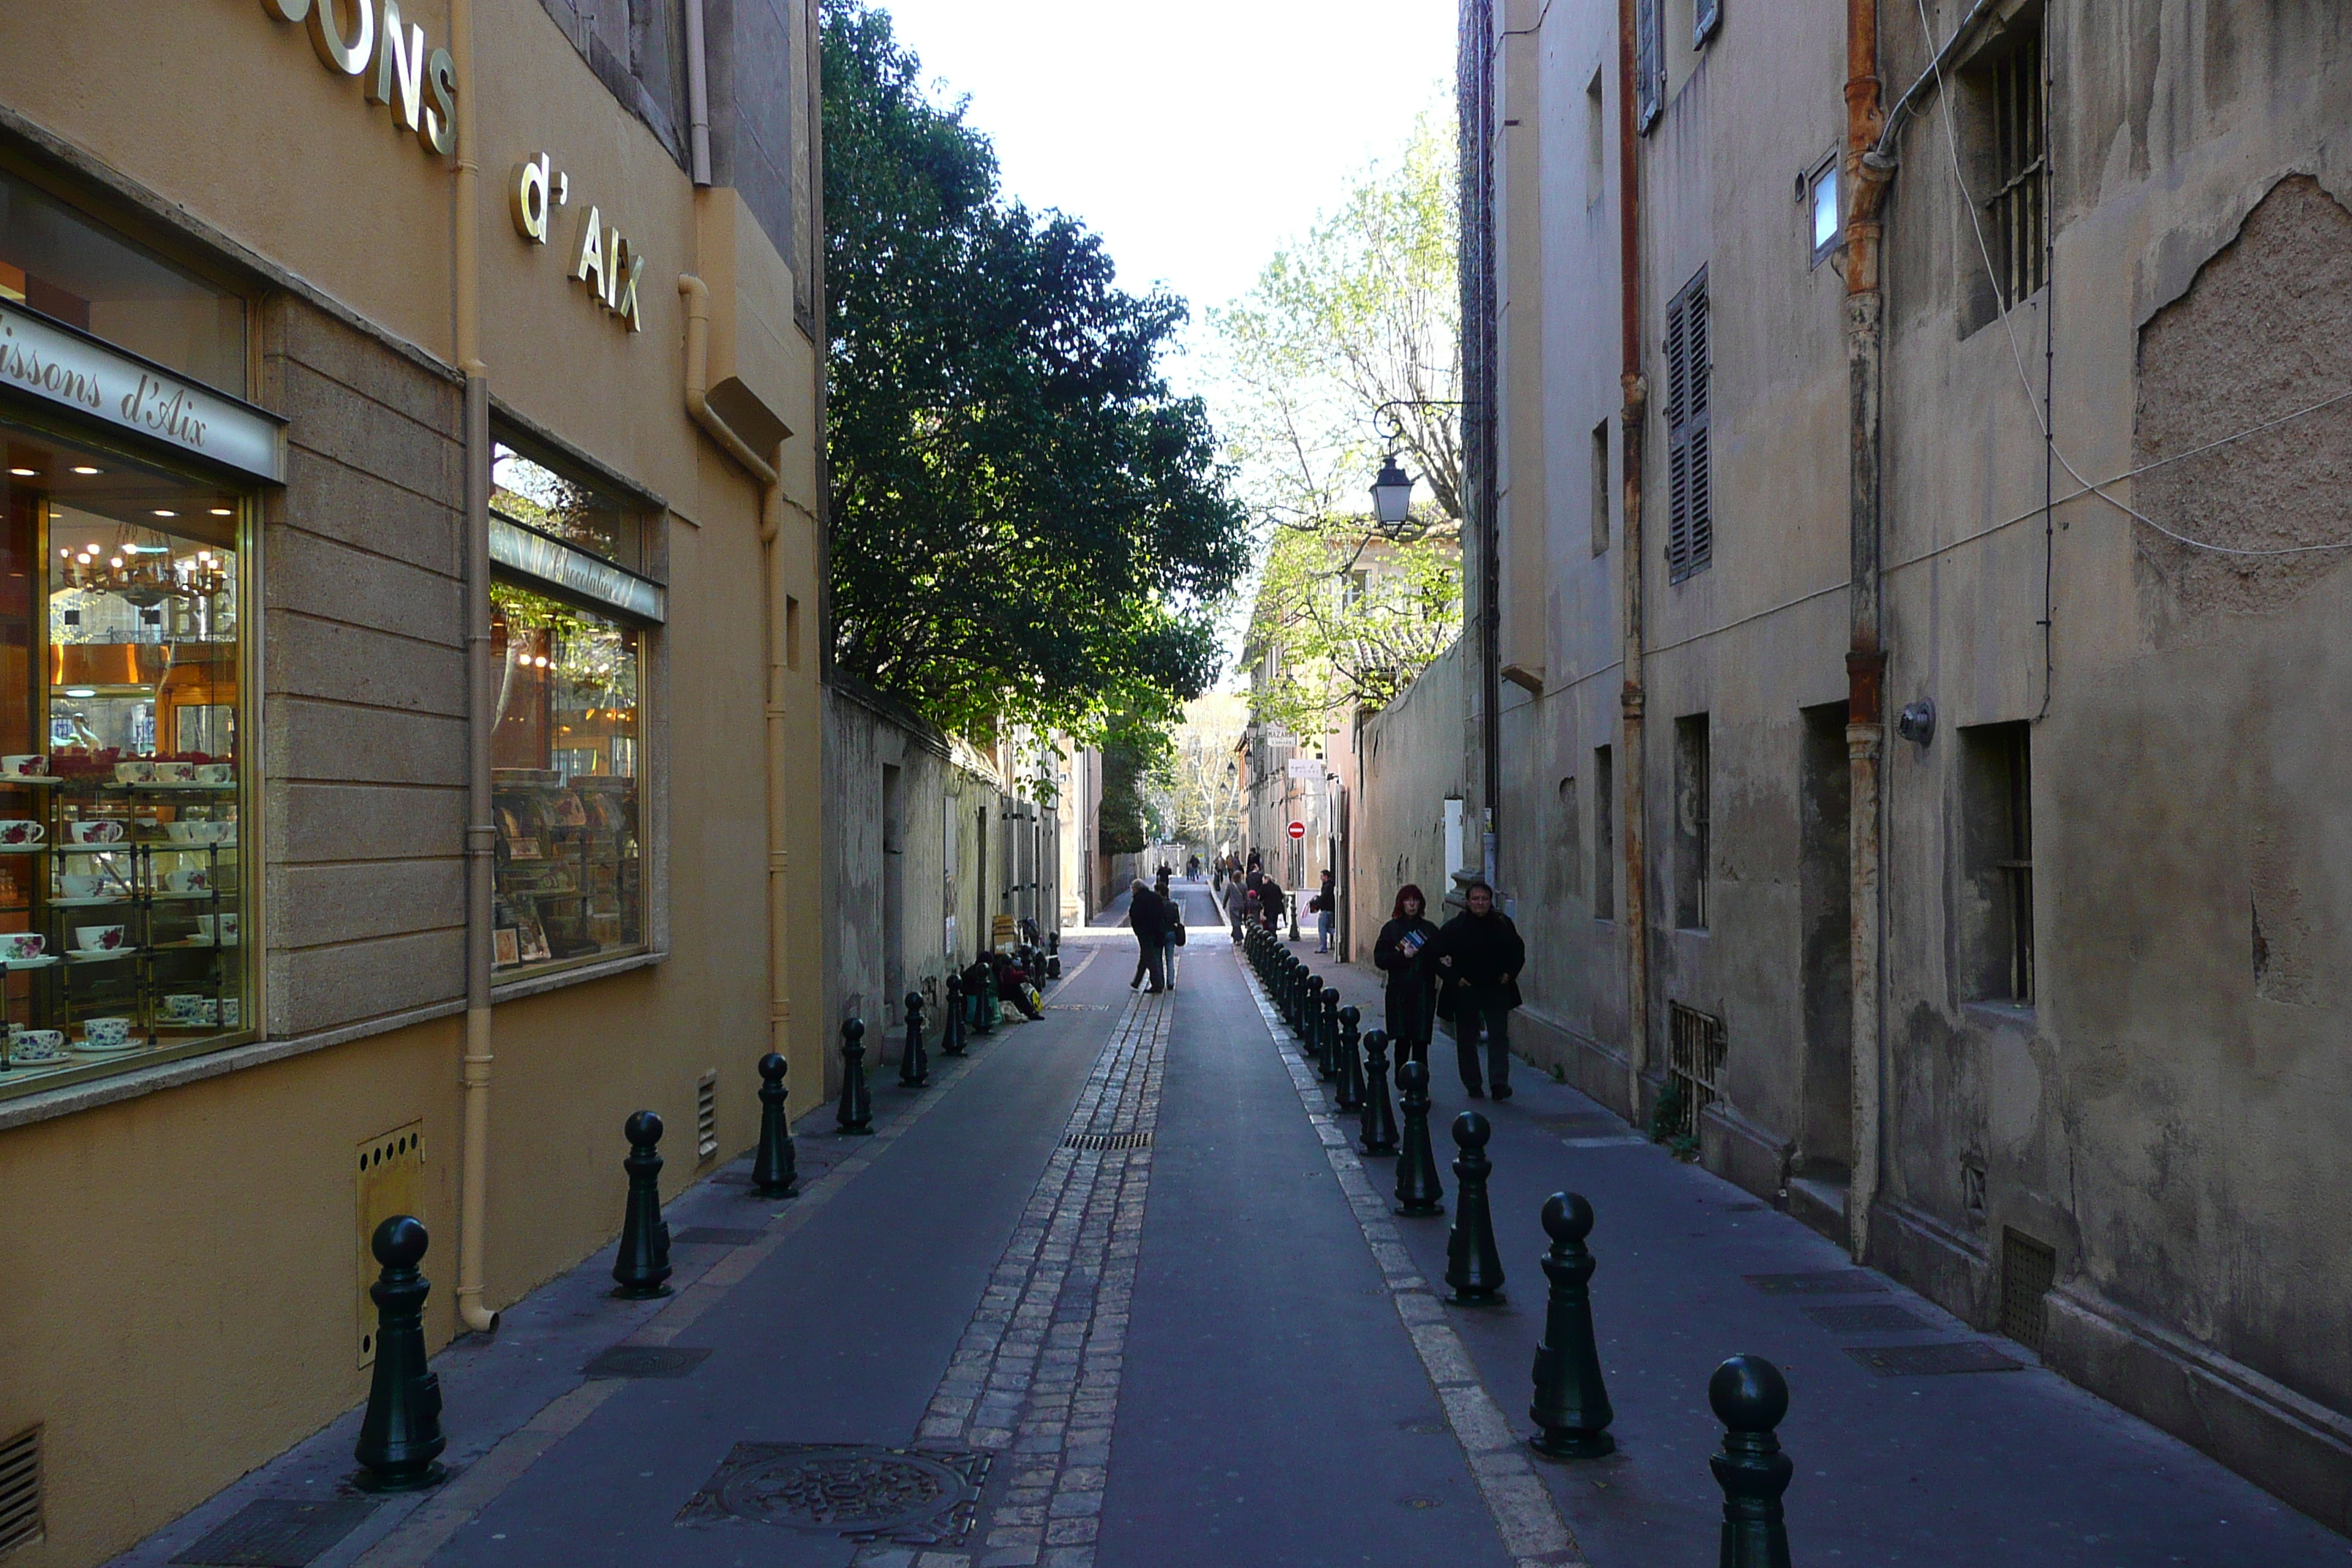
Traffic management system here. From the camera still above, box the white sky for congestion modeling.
[869,0,1456,367]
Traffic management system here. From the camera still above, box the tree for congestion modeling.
[1210,109,1462,537]
[1096,715,1171,859]
[1244,521,1462,739]
[823,1,1251,742]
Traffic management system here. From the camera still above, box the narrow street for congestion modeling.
[115,880,2346,1568]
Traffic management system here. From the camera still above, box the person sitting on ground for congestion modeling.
[1425,880,1526,1101]
[995,950,1046,1020]
[1127,878,1167,993]
[1373,883,1440,1083]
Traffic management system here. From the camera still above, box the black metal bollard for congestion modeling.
[1709,1355,1794,1568]
[1359,1030,1400,1156]
[353,1215,448,1492]
[1529,1192,1615,1458]
[836,1019,874,1134]
[1444,1111,1507,1304]
[900,991,929,1088]
[611,1111,674,1299]
[943,974,967,1055]
[1393,1060,1446,1215]
[1318,987,1341,1079]
[1334,1005,1362,1111]
[1046,930,1062,979]
[751,1052,800,1197]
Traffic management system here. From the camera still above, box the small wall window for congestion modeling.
[1593,744,1615,921]
[1584,67,1607,203]
[1806,157,1841,265]
[1590,420,1610,557]
[1960,721,2033,1004]
[1986,30,2048,309]
[1674,714,1710,930]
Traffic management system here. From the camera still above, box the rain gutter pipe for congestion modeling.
[1615,0,1652,1117]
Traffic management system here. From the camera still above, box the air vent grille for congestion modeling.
[0,1426,42,1556]
[696,1071,719,1161]
[2000,1228,2057,1354]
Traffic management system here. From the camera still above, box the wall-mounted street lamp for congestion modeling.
[1370,454,1414,532]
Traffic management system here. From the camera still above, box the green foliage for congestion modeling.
[1244,519,1461,737]
[822,0,1250,743]
[1097,715,1172,859]
[1210,110,1462,534]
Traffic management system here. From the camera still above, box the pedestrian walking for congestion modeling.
[1426,880,1526,1099]
[1373,883,1440,1082]
[1187,853,1202,879]
[1126,878,1168,994]
[1312,869,1336,953]
[1163,897,1184,990]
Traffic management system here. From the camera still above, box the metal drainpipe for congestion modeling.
[1844,0,1891,1264]
[684,0,713,186]
[1615,0,1652,1122]
[452,0,500,1337]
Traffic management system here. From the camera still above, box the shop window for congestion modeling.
[490,584,644,977]
[493,435,644,573]
[0,167,246,396]
[0,415,250,1098]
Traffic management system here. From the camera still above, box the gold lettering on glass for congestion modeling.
[369,0,427,129]
[511,156,551,244]
[420,48,457,157]
[573,206,606,298]
[305,0,374,75]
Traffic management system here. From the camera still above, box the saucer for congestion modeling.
[71,1039,142,1055]
[4,955,59,970]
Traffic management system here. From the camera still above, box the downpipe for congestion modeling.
[1616,0,1652,1117]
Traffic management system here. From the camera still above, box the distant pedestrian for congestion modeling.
[1373,884,1439,1082]
[1163,897,1184,990]
[1188,853,1202,879]
[1312,870,1336,953]
[1126,878,1167,994]
[1426,880,1525,1100]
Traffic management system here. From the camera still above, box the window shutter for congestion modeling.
[1663,268,1711,584]
[1636,0,1664,131]
[1695,0,1722,48]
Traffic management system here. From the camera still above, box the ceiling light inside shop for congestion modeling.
[151,510,176,519]
[209,507,232,516]
[7,467,33,478]
[62,688,94,698]
[70,465,100,475]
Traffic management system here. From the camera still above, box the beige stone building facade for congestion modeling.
[1353,0,2352,1529]
[0,1,825,1560]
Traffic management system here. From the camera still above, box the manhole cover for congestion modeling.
[1804,1302,1932,1334]
[173,1499,381,1567]
[1844,1341,2023,1377]
[678,1444,988,1545]
[584,1346,712,1379]
[1744,1270,1888,1296]
[672,1226,766,1246]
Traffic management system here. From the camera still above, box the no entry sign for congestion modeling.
[1286,821,1306,840]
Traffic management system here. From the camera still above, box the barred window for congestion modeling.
[1987,31,2048,309]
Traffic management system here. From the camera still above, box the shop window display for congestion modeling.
[0,418,249,1096]
[490,583,641,976]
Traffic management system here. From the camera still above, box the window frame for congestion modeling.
[1806,154,1842,267]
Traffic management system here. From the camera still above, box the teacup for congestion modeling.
[66,820,124,844]
[9,1028,64,1059]
[113,760,155,784]
[0,932,43,961]
[193,763,233,785]
[0,755,46,777]
[80,1017,131,1048]
[161,868,210,894]
[195,914,238,943]
[152,761,197,784]
[0,820,45,845]
[72,924,124,952]
[161,992,206,1021]
[57,872,106,898]
[217,998,240,1029]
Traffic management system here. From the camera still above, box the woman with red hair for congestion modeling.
[1372,883,1440,1080]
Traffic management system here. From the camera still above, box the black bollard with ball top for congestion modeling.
[1528,1192,1615,1458]
[1393,1060,1445,1215]
[1318,987,1341,1079]
[941,973,966,1055]
[1709,1354,1795,1568]
[750,1052,799,1197]
[1444,1111,1507,1303]
[353,1215,448,1492]
[837,1018,873,1134]
[1359,1030,1400,1156]
[900,991,929,1088]
[611,1111,674,1299]
[1334,1005,1362,1111]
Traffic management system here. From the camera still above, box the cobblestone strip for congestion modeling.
[858,987,1171,1568]
[1237,960,1587,1568]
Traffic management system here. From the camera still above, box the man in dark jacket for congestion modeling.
[1126,878,1166,993]
[1427,880,1526,1099]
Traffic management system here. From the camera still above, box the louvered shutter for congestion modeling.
[1685,271,1712,573]
[1695,0,1722,47]
[1662,286,1691,578]
[1636,0,1664,131]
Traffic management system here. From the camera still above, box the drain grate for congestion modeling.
[584,1346,714,1380]
[1744,1270,1888,1296]
[672,1226,766,1247]
[677,1444,988,1545]
[173,1499,380,1567]
[1063,1131,1152,1150]
[2000,1227,2057,1354]
[1844,1341,2023,1377]
[1803,1302,1932,1334]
